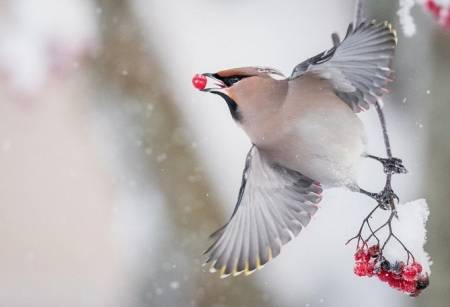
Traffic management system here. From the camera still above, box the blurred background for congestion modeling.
[0,0,448,306]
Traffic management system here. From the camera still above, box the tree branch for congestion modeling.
[375,101,393,159]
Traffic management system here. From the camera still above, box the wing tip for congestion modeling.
[205,246,277,278]
[382,20,398,45]
[356,19,398,46]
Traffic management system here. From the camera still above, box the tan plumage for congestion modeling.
[228,74,365,188]
[199,20,397,277]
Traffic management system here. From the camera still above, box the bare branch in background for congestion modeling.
[422,29,450,307]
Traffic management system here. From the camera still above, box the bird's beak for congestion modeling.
[200,73,227,92]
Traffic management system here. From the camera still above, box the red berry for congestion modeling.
[354,249,370,262]
[378,270,391,282]
[388,277,403,290]
[192,74,207,90]
[402,265,419,281]
[426,0,442,17]
[368,245,380,257]
[391,272,403,280]
[402,280,417,293]
[411,262,423,274]
[354,262,368,277]
[424,0,450,29]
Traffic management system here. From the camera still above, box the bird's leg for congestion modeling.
[365,154,407,175]
[376,181,399,211]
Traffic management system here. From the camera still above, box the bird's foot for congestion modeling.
[374,186,399,210]
[366,155,407,175]
[359,186,399,210]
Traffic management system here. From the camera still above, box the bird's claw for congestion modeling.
[375,186,399,210]
[367,155,407,175]
[382,157,407,175]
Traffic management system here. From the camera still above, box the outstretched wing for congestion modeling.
[204,146,322,277]
[290,20,397,112]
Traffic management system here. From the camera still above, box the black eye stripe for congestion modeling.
[224,76,242,86]
[213,74,249,87]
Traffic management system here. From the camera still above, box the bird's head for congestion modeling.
[193,67,285,121]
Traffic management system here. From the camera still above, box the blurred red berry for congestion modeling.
[354,249,370,262]
[402,265,419,281]
[388,277,403,290]
[378,270,391,282]
[354,261,368,277]
[424,0,450,29]
[391,271,403,280]
[192,74,207,90]
[402,280,417,293]
[411,262,423,274]
[366,262,375,277]
[426,0,442,17]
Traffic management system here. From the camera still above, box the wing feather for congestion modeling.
[290,20,397,112]
[204,146,322,277]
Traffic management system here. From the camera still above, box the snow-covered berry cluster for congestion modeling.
[424,0,450,29]
[353,245,429,296]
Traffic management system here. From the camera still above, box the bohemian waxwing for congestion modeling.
[196,21,406,278]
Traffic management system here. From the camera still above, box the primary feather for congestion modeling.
[290,20,397,112]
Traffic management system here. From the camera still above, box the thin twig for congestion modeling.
[375,100,397,212]
[375,101,392,158]
[346,203,381,246]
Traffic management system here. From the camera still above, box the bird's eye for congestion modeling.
[223,76,244,87]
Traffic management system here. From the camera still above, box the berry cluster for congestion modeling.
[353,245,429,296]
[425,0,450,29]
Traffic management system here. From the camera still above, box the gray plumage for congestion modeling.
[200,20,397,277]
[291,21,397,112]
[205,146,322,277]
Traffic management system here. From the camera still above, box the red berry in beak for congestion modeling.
[192,74,207,90]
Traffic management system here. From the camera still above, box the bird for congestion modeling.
[195,20,407,278]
